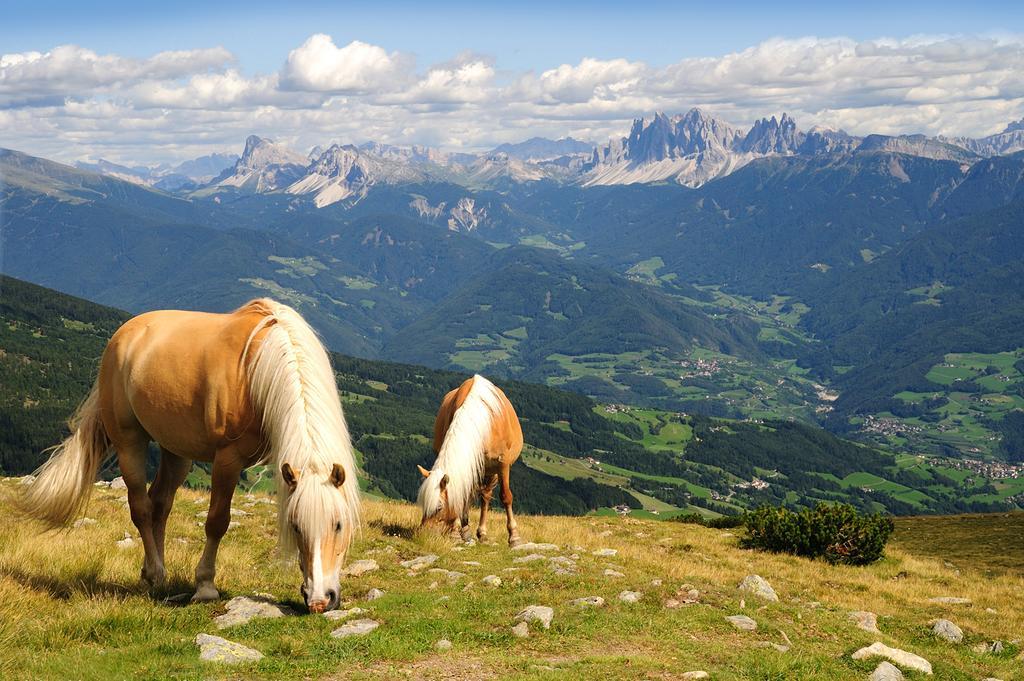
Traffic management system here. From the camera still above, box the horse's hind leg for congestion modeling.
[148,448,191,571]
[117,437,166,586]
[192,453,243,603]
[477,473,498,542]
[499,464,522,547]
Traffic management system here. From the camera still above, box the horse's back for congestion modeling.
[434,376,522,464]
[99,301,273,459]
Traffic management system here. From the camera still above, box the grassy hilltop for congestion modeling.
[1,480,1022,680]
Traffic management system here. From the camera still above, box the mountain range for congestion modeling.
[3,108,1024,463]
[72,109,1024,208]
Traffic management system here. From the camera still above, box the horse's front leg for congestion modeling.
[477,474,498,542]
[192,455,243,603]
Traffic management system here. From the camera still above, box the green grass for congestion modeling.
[3,480,1023,680]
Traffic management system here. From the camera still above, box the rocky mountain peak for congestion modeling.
[740,113,803,154]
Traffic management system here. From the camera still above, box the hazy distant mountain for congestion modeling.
[944,119,1024,157]
[207,135,308,192]
[75,152,236,191]
[855,134,978,162]
[490,137,593,161]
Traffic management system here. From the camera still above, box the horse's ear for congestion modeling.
[280,462,298,492]
[439,474,449,490]
[417,464,430,479]
[330,463,346,488]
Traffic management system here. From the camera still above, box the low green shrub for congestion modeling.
[672,512,745,529]
[741,503,894,565]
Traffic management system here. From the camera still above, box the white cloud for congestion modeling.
[0,45,232,105]
[3,33,1024,166]
[280,34,411,93]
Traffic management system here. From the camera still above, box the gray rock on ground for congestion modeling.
[516,605,554,629]
[435,639,452,650]
[73,517,97,528]
[850,610,880,633]
[323,607,366,621]
[482,575,502,587]
[931,618,963,643]
[400,554,438,570]
[681,673,709,680]
[330,618,380,638]
[737,574,778,602]
[570,596,605,607]
[109,476,127,490]
[851,642,933,675]
[725,615,757,631]
[115,532,136,549]
[341,559,379,577]
[364,588,385,600]
[511,542,559,552]
[927,596,971,605]
[593,548,618,557]
[618,590,642,604]
[511,621,530,638]
[513,553,547,564]
[427,568,466,583]
[869,661,904,681]
[215,595,293,629]
[195,633,263,664]
[603,569,625,578]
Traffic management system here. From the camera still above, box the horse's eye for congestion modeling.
[291,522,300,534]
[335,522,342,533]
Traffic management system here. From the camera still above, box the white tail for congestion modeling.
[20,382,110,526]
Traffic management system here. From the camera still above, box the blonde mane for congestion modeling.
[244,299,360,554]
[418,375,503,521]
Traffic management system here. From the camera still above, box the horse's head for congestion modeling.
[280,461,353,613]
[416,464,458,532]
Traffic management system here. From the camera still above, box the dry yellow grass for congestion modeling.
[1,478,1022,679]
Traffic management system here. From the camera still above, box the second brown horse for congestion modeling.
[416,375,523,546]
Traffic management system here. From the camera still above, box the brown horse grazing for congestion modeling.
[19,299,361,613]
[417,375,524,546]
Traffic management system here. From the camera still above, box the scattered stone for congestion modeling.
[726,615,757,631]
[603,569,625,578]
[482,575,502,588]
[985,607,997,614]
[109,476,127,490]
[931,619,963,643]
[513,553,547,564]
[511,621,530,638]
[93,479,110,488]
[570,596,605,608]
[593,548,618,557]
[850,611,881,633]
[681,673,709,680]
[462,561,482,566]
[869,661,904,681]
[115,532,136,549]
[737,575,778,602]
[323,607,365,621]
[215,596,293,629]
[340,559,379,578]
[851,642,932,675]
[435,639,452,651]
[73,517,97,528]
[229,508,248,517]
[755,641,789,652]
[400,554,438,571]
[330,618,380,638]
[927,596,971,605]
[618,590,642,604]
[516,605,554,629]
[650,579,663,587]
[598,530,613,537]
[195,633,263,664]
[364,588,385,601]
[511,542,559,552]
[427,568,466,583]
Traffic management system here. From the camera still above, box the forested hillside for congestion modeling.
[3,276,1019,517]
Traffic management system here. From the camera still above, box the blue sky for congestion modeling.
[2,0,1024,164]
[4,0,1021,73]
